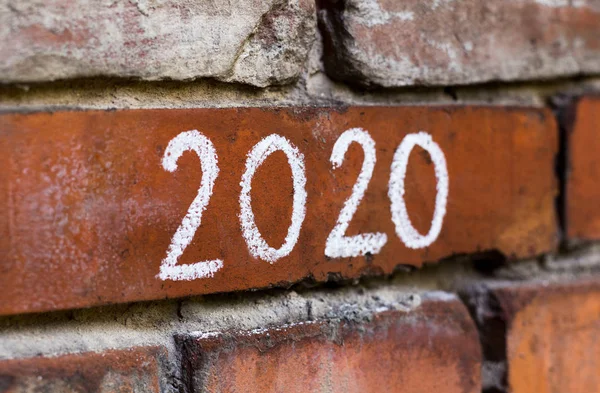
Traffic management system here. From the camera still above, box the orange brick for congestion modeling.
[462,278,600,393]
[178,294,481,393]
[0,106,558,315]
[0,347,167,393]
[565,96,600,242]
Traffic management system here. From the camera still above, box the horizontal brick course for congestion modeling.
[0,347,167,393]
[462,277,600,393]
[0,0,316,87]
[0,106,558,315]
[319,0,600,87]
[178,294,481,393]
[565,96,600,242]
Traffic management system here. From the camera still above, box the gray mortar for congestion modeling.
[0,283,428,361]
[1,68,600,112]
[493,245,600,281]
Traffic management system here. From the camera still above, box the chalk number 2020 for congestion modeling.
[158,129,448,281]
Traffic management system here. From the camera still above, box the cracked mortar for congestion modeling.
[0,281,437,392]
[1,73,600,112]
[0,283,429,361]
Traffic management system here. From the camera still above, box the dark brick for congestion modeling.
[0,347,167,393]
[178,294,481,393]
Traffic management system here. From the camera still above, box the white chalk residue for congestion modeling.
[351,0,415,27]
[325,128,388,258]
[158,130,224,281]
[422,291,457,302]
[388,132,448,249]
[534,0,587,8]
[239,134,307,263]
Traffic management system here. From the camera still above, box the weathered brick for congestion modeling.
[565,96,600,242]
[178,293,481,393]
[462,278,600,393]
[0,0,316,87]
[0,106,558,315]
[0,347,167,393]
[318,0,600,87]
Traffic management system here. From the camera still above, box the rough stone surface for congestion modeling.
[0,106,557,315]
[178,294,481,393]
[462,277,600,393]
[0,0,316,87]
[318,0,600,87]
[0,347,168,392]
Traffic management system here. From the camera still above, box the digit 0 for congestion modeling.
[239,134,307,263]
[388,132,449,249]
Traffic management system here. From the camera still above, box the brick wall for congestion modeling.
[1,1,600,392]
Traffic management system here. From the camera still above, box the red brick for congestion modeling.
[319,0,600,87]
[462,278,600,393]
[0,106,558,315]
[565,96,600,242]
[178,294,481,393]
[0,347,167,393]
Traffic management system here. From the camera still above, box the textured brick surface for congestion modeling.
[318,0,600,87]
[565,96,600,242]
[0,347,167,393]
[463,278,600,393]
[178,294,481,393]
[0,0,315,87]
[0,106,558,315]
